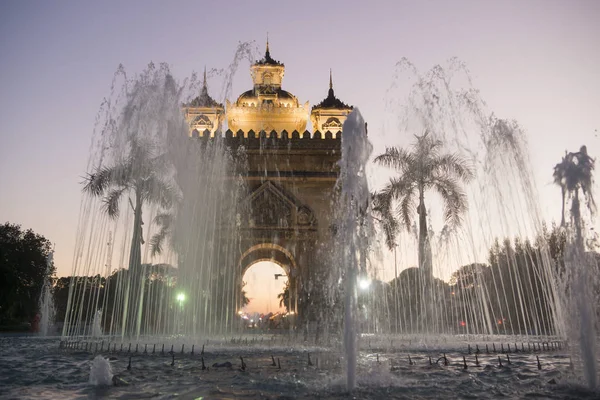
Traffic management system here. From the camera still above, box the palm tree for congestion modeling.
[149,212,175,257]
[553,152,569,227]
[278,281,290,312]
[371,192,399,250]
[241,281,250,308]
[373,132,474,276]
[83,137,177,336]
[553,145,595,228]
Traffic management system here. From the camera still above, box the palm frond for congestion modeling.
[371,188,393,216]
[431,153,475,183]
[433,175,468,230]
[576,146,596,214]
[82,161,133,196]
[386,176,416,205]
[396,184,417,232]
[554,147,596,215]
[149,228,169,257]
[82,168,113,196]
[372,191,398,248]
[373,176,417,245]
[374,147,414,172]
[141,176,179,209]
[109,161,135,188]
[154,212,174,228]
[553,152,568,187]
[415,132,443,161]
[150,211,175,257]
[103,187,127,219]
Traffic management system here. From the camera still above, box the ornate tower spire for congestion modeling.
[328,68,335,98]
[228,34,307,135]
[310,69,353,136]
[266,32,270,55]
[183,65,225,137]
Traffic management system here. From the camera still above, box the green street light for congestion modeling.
[176,292,185,303]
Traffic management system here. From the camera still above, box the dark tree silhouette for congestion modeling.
[0,222,54,327]
[553,145,596,227]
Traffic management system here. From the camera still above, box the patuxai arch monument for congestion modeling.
[182,42,354,329]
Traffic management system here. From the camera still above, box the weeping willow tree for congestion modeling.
[83,137,177,337]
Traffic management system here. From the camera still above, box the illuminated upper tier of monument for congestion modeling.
[183,41,353,137]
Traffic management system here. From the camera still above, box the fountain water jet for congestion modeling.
[339,109,372,390]
[38,251,55,336]
[91,309,103,338]
[89,355,113,386]
[62,45,256,339]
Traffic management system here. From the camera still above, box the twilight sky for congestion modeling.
[1,0,599,291]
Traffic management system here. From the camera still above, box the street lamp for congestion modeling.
[358,277,371,291]
[176,292,185,305]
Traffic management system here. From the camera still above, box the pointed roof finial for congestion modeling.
[312,68,352,111]
[266,32,270,55]
[186,65,222,108]
[254,33,282,66]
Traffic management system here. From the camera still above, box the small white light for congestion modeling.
[358,278,371,290]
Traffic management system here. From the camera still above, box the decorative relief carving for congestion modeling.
[242,182,318,234]
[249,189,292,228]
[323,117,342,129]
[192,114,213,127]
[297,206,315,226]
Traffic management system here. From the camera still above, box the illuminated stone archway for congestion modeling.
[220,130,341,326]
[238,243,299,314]
[180,41,354,331]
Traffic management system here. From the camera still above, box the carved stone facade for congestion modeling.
[185,41,352,324]
[232,132,340,318]
[191,130,341,320]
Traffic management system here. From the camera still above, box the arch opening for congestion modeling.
[242,261,288,315]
